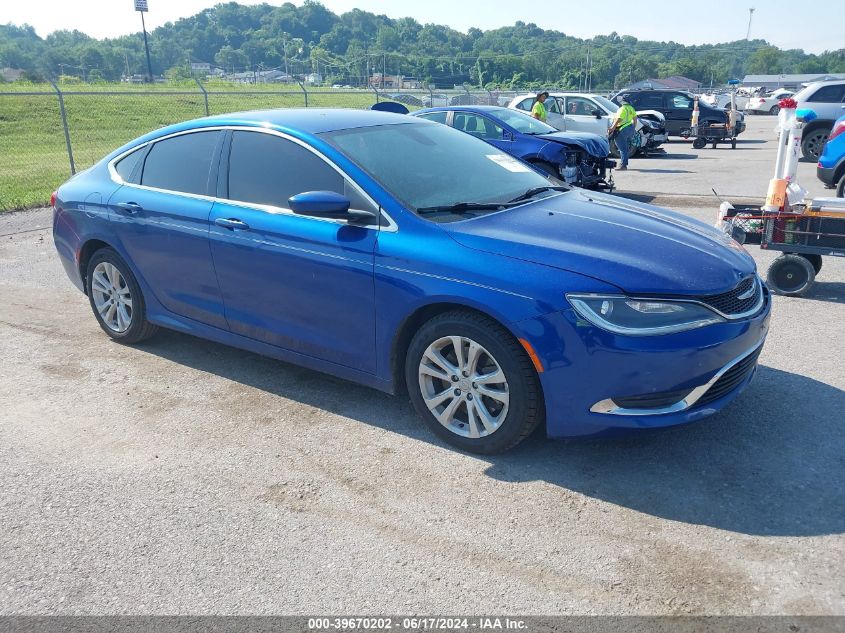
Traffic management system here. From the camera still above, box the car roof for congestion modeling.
[107,108,422,163]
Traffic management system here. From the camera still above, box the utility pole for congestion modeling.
[382,52,386,90]
[746,7,755,40]
[133,0,154,82]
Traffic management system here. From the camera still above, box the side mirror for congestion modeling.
[288,191,376,224]
[593,109,603,118]
[502,129,514,141]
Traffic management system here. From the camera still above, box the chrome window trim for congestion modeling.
[590,337,765,416]
[107,125,398,233]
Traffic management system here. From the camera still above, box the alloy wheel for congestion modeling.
[418,336,509,439]
[90,261,133,332]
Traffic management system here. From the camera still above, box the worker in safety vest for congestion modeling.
[531,91,549,122]
[610,96,637,171]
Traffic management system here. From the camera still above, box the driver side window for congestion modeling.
[670,94,693,109]
[226,131,373,213]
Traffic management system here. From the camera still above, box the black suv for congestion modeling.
[612,89,746,138]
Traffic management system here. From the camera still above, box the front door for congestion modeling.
[562,96,601,134]
[208,130,379,372]
[664,92,695,136]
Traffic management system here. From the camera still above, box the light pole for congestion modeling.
[134,0,154,82]
[746,7,755,40]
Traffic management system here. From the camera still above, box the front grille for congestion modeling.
[699,276,761,316]
[695,346,763,407]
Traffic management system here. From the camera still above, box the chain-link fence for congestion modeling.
[0,81,525,211]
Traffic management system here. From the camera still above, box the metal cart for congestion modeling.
[692,122,737,150]
[718,200,845,296]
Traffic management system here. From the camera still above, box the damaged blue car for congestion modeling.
[412,105,615,190]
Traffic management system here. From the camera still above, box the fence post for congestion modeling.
[486,88,494,106]
[371,85,379,104]
[428,85,434,105]
[297,79,308,107]
[49,79,75,176]
[194,78,209,116]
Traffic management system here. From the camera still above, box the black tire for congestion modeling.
[836,177,844,198]
[769,105,780,115]
[404,310,544,454]
[731,138,737,149]
[799,253,823,275]
[692,138,707,149]
[86,248,159,343]
[801,129,829,162]
[766,254,816,297]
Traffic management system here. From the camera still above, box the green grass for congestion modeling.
[0,83,379,211]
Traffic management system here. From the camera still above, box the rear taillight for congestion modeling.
[828,120,845,143]
[50,191,57,208]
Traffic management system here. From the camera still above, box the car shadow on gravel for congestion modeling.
[141,329,843,537]
[484,365,845,537]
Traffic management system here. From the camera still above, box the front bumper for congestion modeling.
[514,284,772,438]
[817,163,837,187]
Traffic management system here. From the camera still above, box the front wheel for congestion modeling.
[86,248,159,343]
[766,254,816,296]
[769,105,780,115]
[836,177,844,198]
[692,138,707,149]
[405,311,544,454]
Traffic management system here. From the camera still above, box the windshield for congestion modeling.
[593,96,618,113]
[320,122,552,214]
[490,108,558,134]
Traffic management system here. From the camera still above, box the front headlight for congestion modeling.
[567,294,724,336]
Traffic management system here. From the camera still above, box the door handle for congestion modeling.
[115,202,142,215]
[214,217,250,230]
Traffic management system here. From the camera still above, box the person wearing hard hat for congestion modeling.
[610,95,637,171]
[531,91,549,122]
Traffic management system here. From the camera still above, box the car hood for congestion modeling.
[441,189,756,296]
[538,132,610,157]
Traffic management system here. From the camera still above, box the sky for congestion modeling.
[2,0,842,54]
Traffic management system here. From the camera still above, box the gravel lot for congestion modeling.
[0,115,843,616]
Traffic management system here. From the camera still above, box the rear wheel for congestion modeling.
[766,254,816,296]
[86,248,159,343]
[769,105,780,115]
[692,138,707,149]
[801,129,829,162]
[405,311,544,454]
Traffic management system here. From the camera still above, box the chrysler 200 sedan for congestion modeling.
[52,109,771,454]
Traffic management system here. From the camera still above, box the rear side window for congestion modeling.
[114,147,145,183]
[637,93,664,109]
[227,131,347,208]
[515,98,533,111]
[416,112,448,124]
[141,131,221,196]
[808,84,845,103]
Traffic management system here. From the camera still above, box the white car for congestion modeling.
[745,88,794,115]
[508,92,667,154]
[699,92,750,111]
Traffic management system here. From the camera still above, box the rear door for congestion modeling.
[208,129,379,372]
[107,130,227,329]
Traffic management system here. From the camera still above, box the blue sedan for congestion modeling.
[52,109,770,453]
[412,105,614,190]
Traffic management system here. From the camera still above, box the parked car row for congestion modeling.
[508,92,668,156]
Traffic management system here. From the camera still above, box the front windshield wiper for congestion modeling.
[507,185,569,203]
[416,201,519,215]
